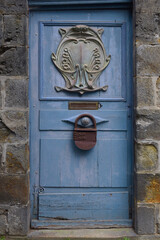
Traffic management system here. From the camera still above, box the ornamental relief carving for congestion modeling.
[51,25,111,95]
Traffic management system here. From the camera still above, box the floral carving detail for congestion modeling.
[61,48,73,71]
[51,25,111,95]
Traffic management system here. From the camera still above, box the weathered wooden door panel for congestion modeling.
[39,192,129,220]
[40,137,127,187]
[30,5,133,228]
[39,110,127,131]
[40,22,123,100]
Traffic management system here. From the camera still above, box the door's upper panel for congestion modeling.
[30,9,131,101]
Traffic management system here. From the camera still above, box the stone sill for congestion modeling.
[5,228,137,239]
[28,228,137,239]
[5,228,160,240]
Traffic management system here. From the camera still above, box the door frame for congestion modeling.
[29,0,134,229]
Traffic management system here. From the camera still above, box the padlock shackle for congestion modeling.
[74,114,96,129]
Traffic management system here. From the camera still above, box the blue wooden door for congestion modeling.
[30,4,133,228]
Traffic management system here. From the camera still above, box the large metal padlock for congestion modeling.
[73,114,97,150]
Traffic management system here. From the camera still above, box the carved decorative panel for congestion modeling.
[51,25,111,95]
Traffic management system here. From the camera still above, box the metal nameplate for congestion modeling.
[68,102,99,110]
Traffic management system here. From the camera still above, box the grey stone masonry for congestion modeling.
[135,0,160,235]
[0,0,160,238]
[0,0,29,236]
[136,205,156,234]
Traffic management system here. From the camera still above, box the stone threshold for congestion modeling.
[5,228,160,240]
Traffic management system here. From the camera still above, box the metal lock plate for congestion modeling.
[73,114,97,150]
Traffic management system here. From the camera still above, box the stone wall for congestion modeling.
[135,0,160,235]
[0,0,29,236]
[0,0,160,237]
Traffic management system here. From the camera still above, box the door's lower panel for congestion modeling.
[38,192,129,220]
[32,219,132,229]
[40,135,128,188]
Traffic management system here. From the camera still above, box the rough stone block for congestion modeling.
[8,205,29,236]
[156,76,160,107]
[136,11,160,43]
[136,77,155,107]
[136,205,156,234]
[0,116,13,142]
[5,79,28,108]
[0,111,28,143]
[136,109,160,140]
[156,204,160,223]
[0,15,3,46]
[0,206,8,215]
[3,110,27,122]
[136,45,160,76]
[0,144,5,173]
[0,214,7,235]
[6,144,29,174]
[0,174,29,204]
[135,0,160,13]
[0,81,2,109]
[136,143,158,171]
[4,15,27,46]
[136,173,160,203]
[156,204,160,233]
[0,0,27,14]
[0,47,27,75]
[0,144,2,163]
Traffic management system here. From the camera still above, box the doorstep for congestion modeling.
[28,228,136,239]
[6,229,160,240]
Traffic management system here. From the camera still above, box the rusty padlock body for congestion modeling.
[73,114,97,150]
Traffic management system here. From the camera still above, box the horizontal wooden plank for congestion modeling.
[31,219,132,229]
[39,110,127,131]
[39,210,128,220]
[29,0,132,7]
[39,192,128,210]
[41,187,128,193]
[39,192,129,220]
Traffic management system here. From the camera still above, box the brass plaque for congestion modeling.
[69,102,99,110]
